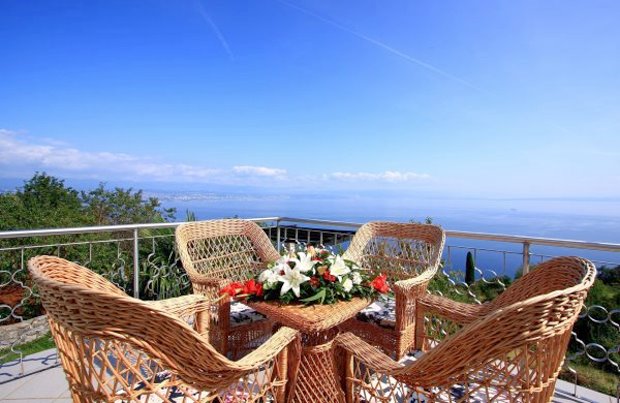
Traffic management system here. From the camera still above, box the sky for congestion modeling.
[1,0,619,198]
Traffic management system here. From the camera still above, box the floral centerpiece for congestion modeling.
[220,245,390,305]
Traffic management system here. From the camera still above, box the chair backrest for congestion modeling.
[402,256,596,401]
[176,219,280,285]
[490,256,592,309]
[28,256,262,401]
[343,221,445,281]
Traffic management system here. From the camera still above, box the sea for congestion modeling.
[159,193,620,277]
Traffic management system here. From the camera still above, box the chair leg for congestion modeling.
[344,351,355,403]
[414,309,425,351]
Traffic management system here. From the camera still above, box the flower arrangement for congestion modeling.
[220,245,390,305]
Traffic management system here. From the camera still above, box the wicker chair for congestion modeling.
[337,256,596,402]
[29,255,298,403]
[175,219,280,357]
[341,221,445,359]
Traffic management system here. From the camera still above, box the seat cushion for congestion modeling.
[230,302,267,327]
[356,298,396,329]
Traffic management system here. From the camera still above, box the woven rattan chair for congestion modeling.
[175,219,280,356]
[341,221,445,359]
[337,256,596,402]
[29,256,298,403]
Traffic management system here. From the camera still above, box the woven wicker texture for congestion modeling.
[337,256,596,403]
[249,298,372,403]
[29,256,299,403]
[176,219,280,356]
[341,221,445,359]
[248,298,371,333]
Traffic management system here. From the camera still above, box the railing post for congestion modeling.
[522,241,530,275]
[276,219,281,252]
[133,228,140,299]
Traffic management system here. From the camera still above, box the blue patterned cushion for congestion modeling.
[230,302,267,327]
[356,298,396,329]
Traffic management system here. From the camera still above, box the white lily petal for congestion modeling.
[278,266,310,297]
[280,281,292,296]
[330,255,351,277]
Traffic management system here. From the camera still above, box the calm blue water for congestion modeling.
[161,194,620,276]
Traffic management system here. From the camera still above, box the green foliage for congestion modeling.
[185,210,197,222]
[0,172,86,230]
[0,333,55,364]
[0,173,176,231]
[0,173,181,321]
[429,269,511,304]
[409,217,433,224]
[139,248,190,300]
[465,251,476,285]
[560,361,619,397]
[598,264,620,287]
[81,184,175,225]
[569,275,620,379]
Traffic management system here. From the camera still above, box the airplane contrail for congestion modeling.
[194,0,234,61]
[275,0,482,92]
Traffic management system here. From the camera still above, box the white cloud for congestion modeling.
[233,165,287,177]
[0,130,281,184]
[0,130,432,189]
[327,170,430,182]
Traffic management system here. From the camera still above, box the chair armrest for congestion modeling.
[336,332,403,374]
[391,275,434,331]
[189,272,230,290]
[235,327,299,369]
[148,294,211,318]
[393,273,434,296]
[418,294,491,325]
[185,273,235,306]
[148,294,211,335]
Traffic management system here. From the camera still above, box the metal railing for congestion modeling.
[0,216,618,399]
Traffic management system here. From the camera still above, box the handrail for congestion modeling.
[1,216,618,252]
[0,217,281,239]
[443,229,620,252]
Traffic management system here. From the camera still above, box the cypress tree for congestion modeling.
[465,251,476,285]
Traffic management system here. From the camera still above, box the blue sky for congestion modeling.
[1,0,619,198]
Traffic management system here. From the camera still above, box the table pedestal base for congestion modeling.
[288,329,345,403]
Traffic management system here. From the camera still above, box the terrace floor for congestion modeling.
[0,349,615,403]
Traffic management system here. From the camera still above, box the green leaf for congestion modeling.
[299,288,326,304]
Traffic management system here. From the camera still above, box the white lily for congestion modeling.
[279,266,310,298]
[351,271,362,285]
[342,277,353,292]
[258,268,279,288]
[293,252,316,272]
[330,255,351,278]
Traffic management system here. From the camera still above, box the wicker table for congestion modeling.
[248,297,372,403]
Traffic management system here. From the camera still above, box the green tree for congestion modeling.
[0,172,85,230]
[81,184,175,225]
[465,251,476,285]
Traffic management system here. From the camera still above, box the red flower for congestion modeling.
[242,279,263,297]
[253,281,263,297]
[220,281,244,297]
[369,274,390,293]
[322,270,336,282]
[309,276,320,287]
